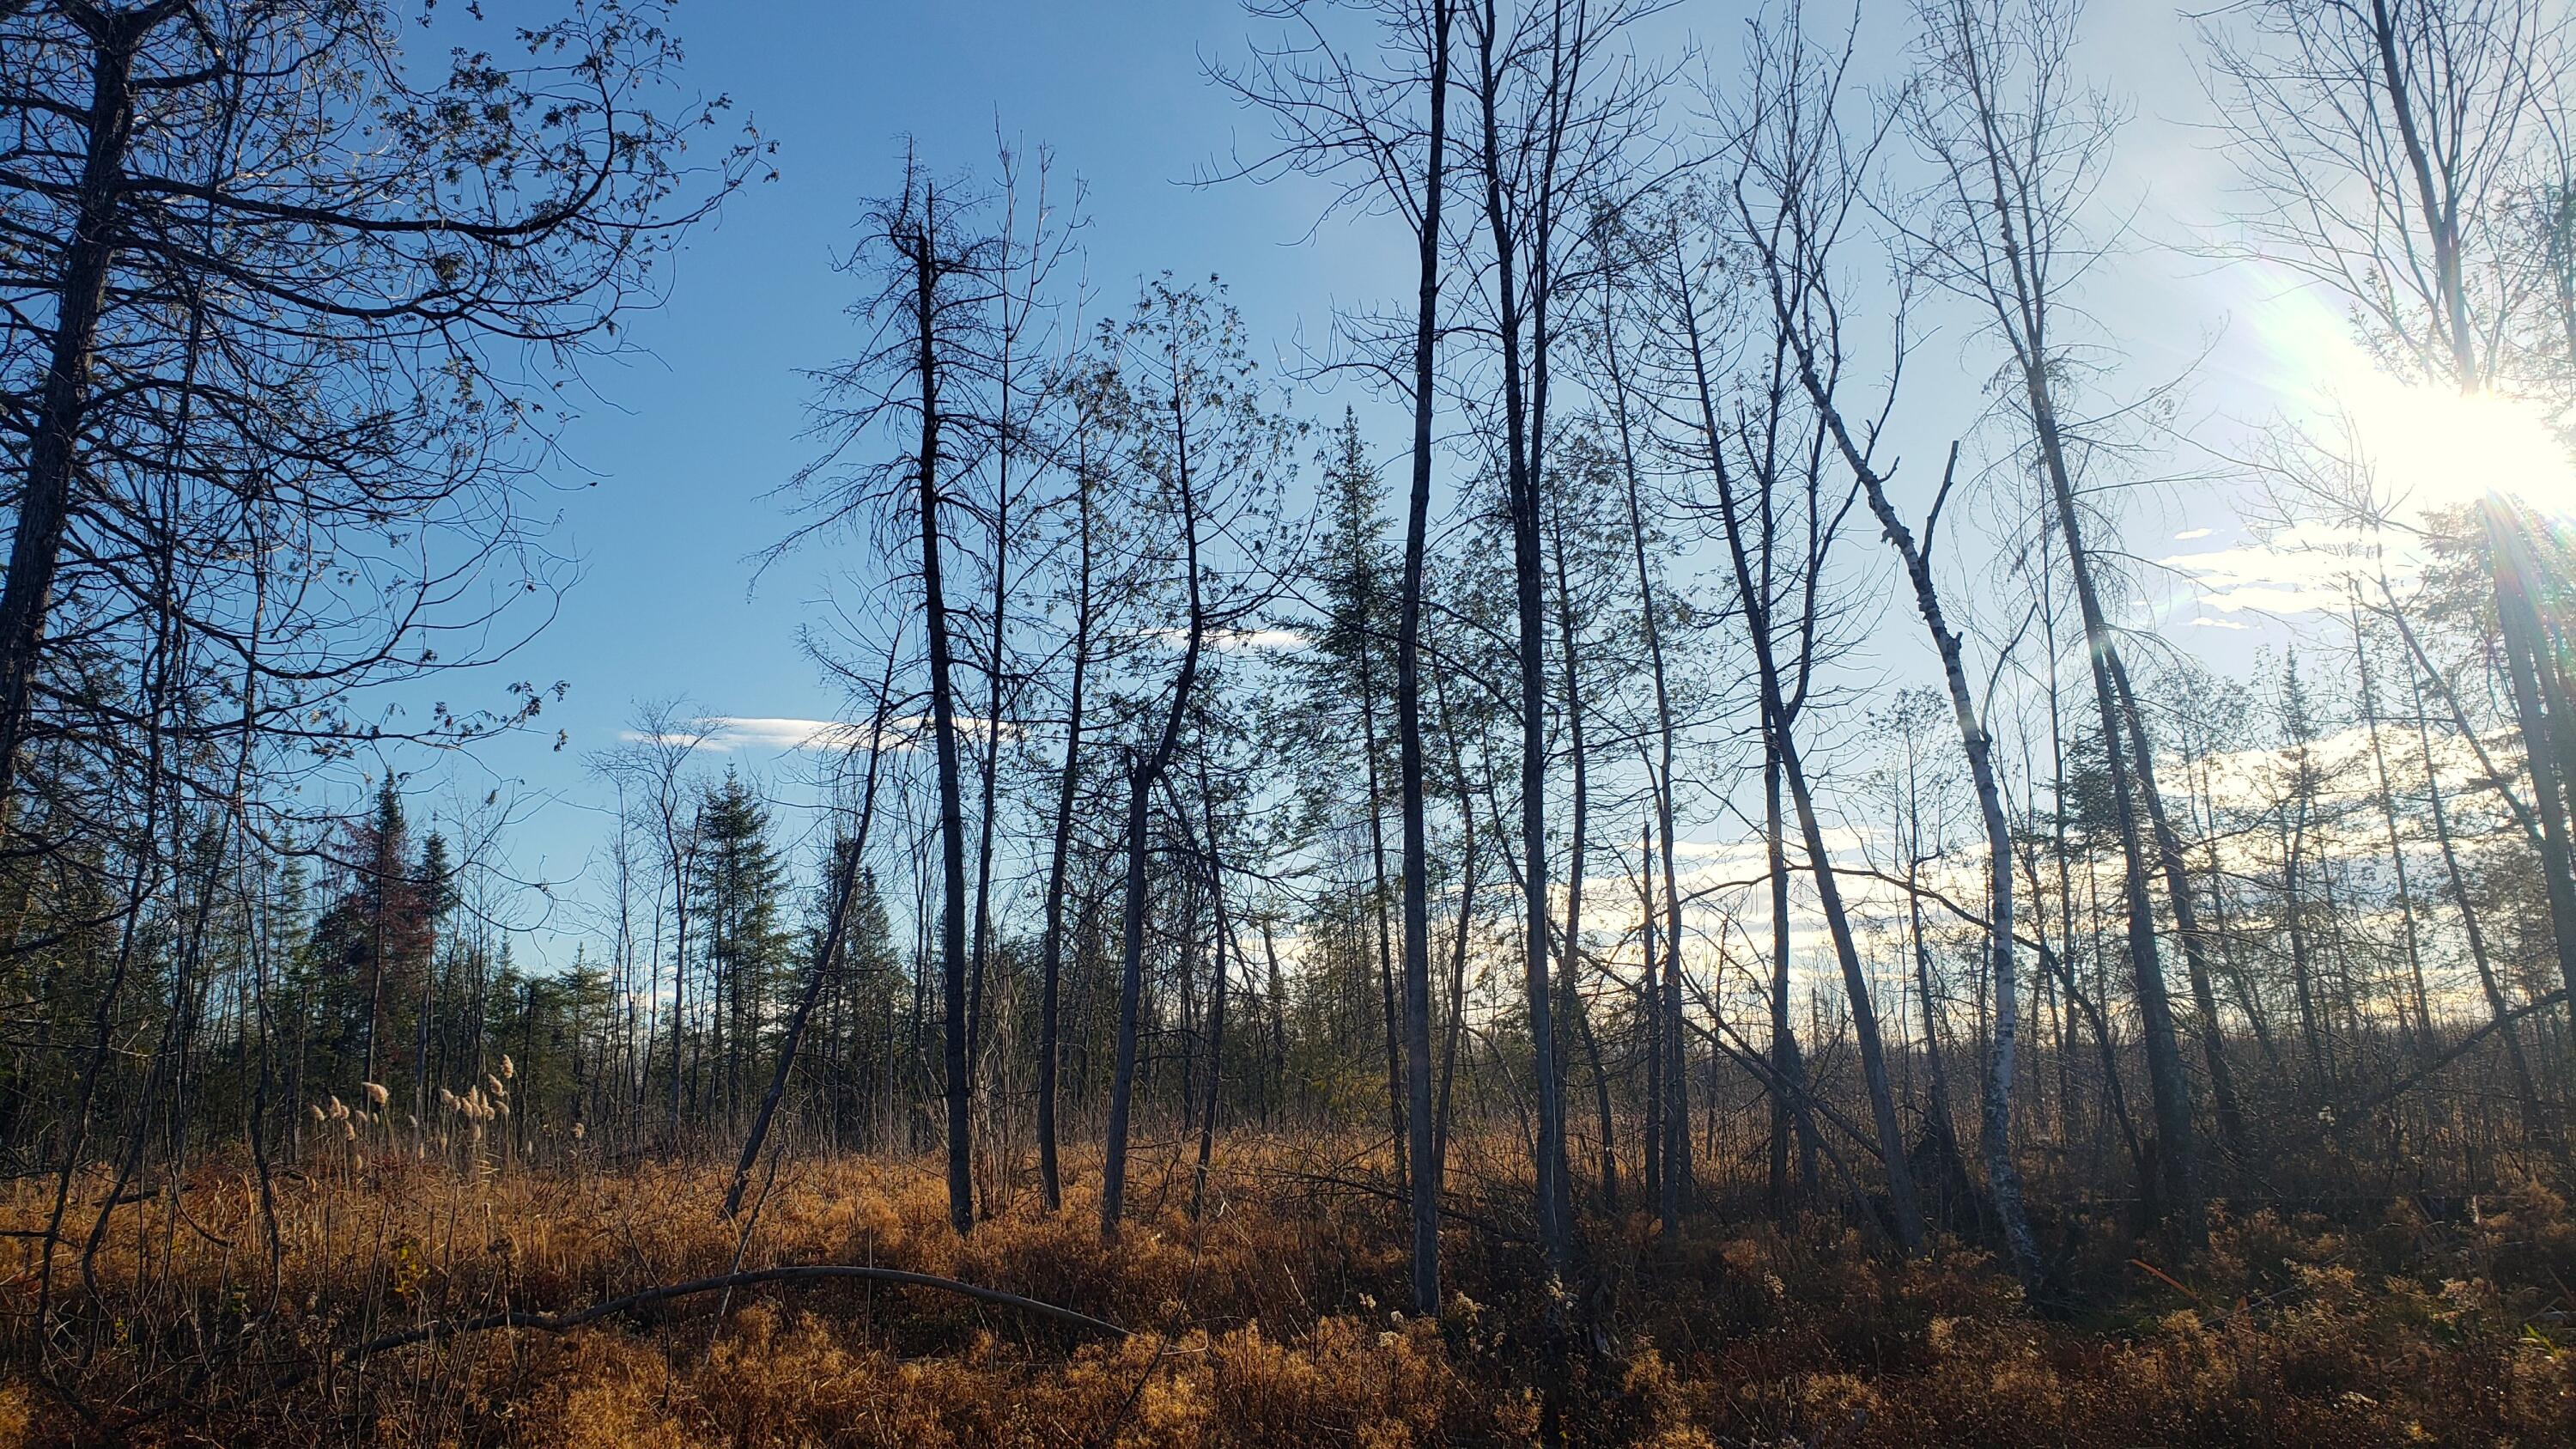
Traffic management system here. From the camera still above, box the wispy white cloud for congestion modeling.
[1669,837,1766,865]
[1141,625,1309,652]
[710,717,851,752]
[618,713,1020,756]
[2174,527,2214,541]
[1219,628,1309,651]
[2160,520,2372,616]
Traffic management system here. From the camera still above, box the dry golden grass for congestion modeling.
[0,1137,2568,1446]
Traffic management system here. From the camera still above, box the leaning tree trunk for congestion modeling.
[2028,375,2200,1238]
[1684,267,1924,1252]
[722,642,899,1220]
[1939,26,2202,1228]
[1810,421,2046,1293]
[1773,715,1929,1252]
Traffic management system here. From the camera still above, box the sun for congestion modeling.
[2252,282,2573,524]
[2333,372,2572,521]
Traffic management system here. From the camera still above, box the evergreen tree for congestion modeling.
[312,781,431,1094]
[1290,409,1409,1176]
[693,770,793,1132]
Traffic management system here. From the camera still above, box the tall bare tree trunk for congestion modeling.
[1394,0,1453,1308]
[1682,261,1923,1251]
[965,452,1008,1082]
[1764,746,1817,1215]
[1192,791,1232,1222]
[1923,0,2200,1233]
[1036,447,1097,1213]
[1431,663,1478,1178]
[1639,805,1663,1205]
[904,197,976,1237]
[1606,314,1690,1232]
[1472,0,1567,1276]
[1358,643,1411,1198]
[1548,508,1615,1210]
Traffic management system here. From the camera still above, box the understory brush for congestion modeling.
[0,1138,2567,1445]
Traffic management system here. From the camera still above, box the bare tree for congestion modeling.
[1460,0,1661,1282]
[593,702,714,1145]
[2200,0,2565,393]
[721,630,904,1220]
[1902,0,2201,1233]
[966,143,1082,1111]
[1649,192,1927,1252]
[1033,360,1116,1213]
[1219,0,1456,1311]
[1727,5,2043,1289]
[780,150,1018,1235]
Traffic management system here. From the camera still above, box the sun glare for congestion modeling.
[2257,287,2573,522]
[2336,373,2571,520]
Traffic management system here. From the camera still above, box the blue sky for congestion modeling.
[378,0,2546,963]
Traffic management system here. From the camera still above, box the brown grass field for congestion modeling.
[0,1136,2569,1446]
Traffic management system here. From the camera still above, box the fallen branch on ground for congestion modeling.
[280,1263,1129,1391]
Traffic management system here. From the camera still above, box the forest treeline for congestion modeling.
[3,0,2576,1434]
